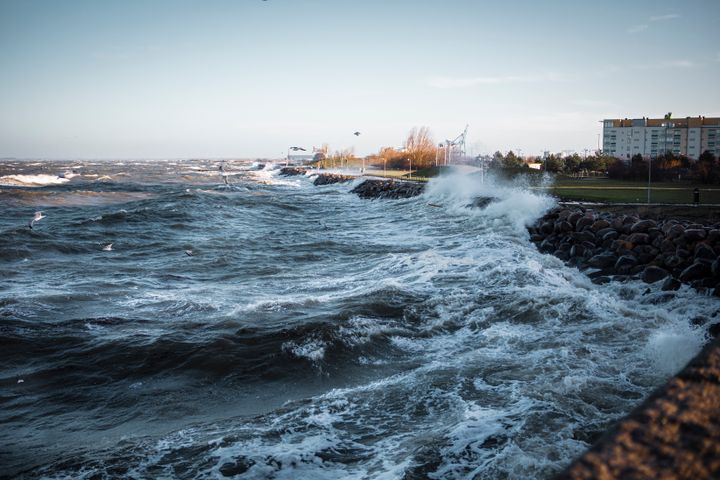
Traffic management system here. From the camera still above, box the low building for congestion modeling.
[602,116,720,160]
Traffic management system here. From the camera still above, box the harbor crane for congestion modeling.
[443,124,469,165]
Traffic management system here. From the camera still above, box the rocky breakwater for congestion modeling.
[279,166,307,176]
[528,206,720,296]
[351,179,425,199]
[313,173,355,186]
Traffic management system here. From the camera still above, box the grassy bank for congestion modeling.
[547,177,720,204]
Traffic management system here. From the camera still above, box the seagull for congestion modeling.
[353,131,361,136]
[28,211,45,229]
[103,243,113,251]
[185,249,194,256]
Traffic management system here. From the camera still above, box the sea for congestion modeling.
[0,159,714,479]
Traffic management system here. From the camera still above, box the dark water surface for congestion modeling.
[0,160,712,479]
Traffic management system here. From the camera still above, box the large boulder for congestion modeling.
[627,233,650,245]
[588,253,617,269]
[695,243,717,261]
[630,219,657,233]
[575,216,595,231]
[279,167,307,176]
[679,261,711,282]
[684,229,707,242]
[642,266,669,284]
[661,277,681,291]
[615,255,638,274]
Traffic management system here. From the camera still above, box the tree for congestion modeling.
[404,126,436,169]
[564,153,583,174]
[544,153,564,173]
[629,153,647,180]
[695,150,718,184]
[502,150,525,169]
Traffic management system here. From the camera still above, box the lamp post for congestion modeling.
[647,156,652,204]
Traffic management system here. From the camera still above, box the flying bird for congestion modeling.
[185,250,194,256]
[28,211,45,229]
[353,131,361,136]
[103,243,113,251]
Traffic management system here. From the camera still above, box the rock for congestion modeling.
[279,167,307,176]
[695,243,717,261]
[708,229,720,244]
[679,261,711,282]
[539,239,556,253]
[666,224,685,240]
[615,255,638,274]
[570,244,585,258]
[351,179,425,199]
[664,255,685,269]
[468,197,498,209]
[313,173,354,186]
[713,259,720,277]
[567,212,584,227]
[611,239,633,253]
[572,231,596,244]
[684,229,707,242]
[627,233,650,245]
[588,253,617,269]
[660,239,676,253]
[592,276,611,285]
[591,220,611,232]
[661,277,681,291]
[595,227,616,239]
[540,221,555,234]
[708,323,720,337]
[557,209,572,221]
[575,216,595,231]
[554,220,573,233]
[642,266,669,284]
[630,219,657,233]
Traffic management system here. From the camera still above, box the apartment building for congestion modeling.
[602,116,720,160]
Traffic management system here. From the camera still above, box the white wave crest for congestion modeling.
[423,171,555,232]
[0,174,70,187]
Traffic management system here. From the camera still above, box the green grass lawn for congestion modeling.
[545,177,720,204]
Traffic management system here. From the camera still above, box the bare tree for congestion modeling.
[404,127,436,169]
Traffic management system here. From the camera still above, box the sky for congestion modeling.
[1,0,719,159]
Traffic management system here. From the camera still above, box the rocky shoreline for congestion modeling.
[313,173,355,186]
[279,166,307,176]
[350,179,425,199]
[528,206,720,297]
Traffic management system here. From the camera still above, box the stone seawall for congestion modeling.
[528,206,720,296]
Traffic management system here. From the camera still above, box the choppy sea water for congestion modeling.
[0,159,714,479]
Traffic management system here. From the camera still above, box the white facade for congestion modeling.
[602,117,720,160]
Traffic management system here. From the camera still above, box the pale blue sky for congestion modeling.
[1,0,719,159]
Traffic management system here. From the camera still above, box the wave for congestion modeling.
[0,174,70,187]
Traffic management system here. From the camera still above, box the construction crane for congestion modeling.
[444,125,469,165]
